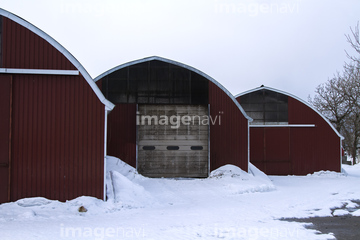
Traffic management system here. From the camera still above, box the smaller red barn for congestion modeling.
[236,86,343,175]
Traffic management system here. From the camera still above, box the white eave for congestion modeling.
[95,56,252,121]
[0,8,115,111]
[235,86,344,140]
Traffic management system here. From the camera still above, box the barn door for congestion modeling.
[137,105,209,178]
[0,75,12,203]
[264,127,291,175]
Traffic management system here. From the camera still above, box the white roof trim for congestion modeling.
[235,86,344,140]
[0,8,114,110]
[0,68,79,75]
[94,56,252,121]
[250,124,316,128]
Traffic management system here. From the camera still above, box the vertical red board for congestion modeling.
[209,82,248,172]
[265,127,290,161]
[249,128,264,160]
[290,127,315,175]
[288,96,341,174]
[0,75,11,203]
[249,128,265,172]
[264,127,291,175]
[250,127,291,175]
[2,17,75,70]
[107,104,137,168]
[10,74,105,202]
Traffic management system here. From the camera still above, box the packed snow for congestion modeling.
[1,157,360,240]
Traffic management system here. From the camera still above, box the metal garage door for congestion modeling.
[137,105,209,178]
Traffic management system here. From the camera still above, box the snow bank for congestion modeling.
[106,155,145,181]
[0,195,111,222]
[106,157,275,206]
[332,209,350,216]
[209,163,276,194]
[16,197,52,207]
[306,170,347,178]
[210,164,248,179]
[342,163,360,177]
[352,209,360,216]
[108,170,156,208]
[2,157,360,240]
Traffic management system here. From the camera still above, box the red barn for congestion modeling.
[0,9,114,204]
[236,86,343,175]
[96,56,251,178]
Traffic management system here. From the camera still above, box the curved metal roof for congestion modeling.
[0,8,114,110]
[95,56,252,121]
[235,86,344,139]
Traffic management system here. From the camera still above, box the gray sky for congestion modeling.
[1,0,359,100]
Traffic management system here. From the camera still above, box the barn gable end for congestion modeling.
[236,86,343,175]
[0,9,113,203]
[96,56,251,177]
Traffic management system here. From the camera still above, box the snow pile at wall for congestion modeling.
[107,171,156,208]
[2,160,360,239]
[209,163,276,194]
[106,156,144,181]
[106,156,275,206]
[106,156,158,208]
[306,170,347,178]
[0,196,111,222]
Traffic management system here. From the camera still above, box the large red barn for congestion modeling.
[95,56,251,178]
[0,9,114,204]
[236,86,343,175]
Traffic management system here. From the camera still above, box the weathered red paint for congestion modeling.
[9,73,105,202]
[249,127,291,175]
[0,15,106,203]
[107,104,137,168]
[2,17,75,70]
[209,82,248,171]
[288,96,340,174]
[0,75,12,203]
[237,93,341,175]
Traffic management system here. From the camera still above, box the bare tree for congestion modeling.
[340,63,360,162]
[310,23,360,163]
[345,22,360,64]
[308,73,351,133]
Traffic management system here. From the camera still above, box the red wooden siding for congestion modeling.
[241,94,341,175]
[0,16,106,203]
[289,127,315,175]
[249,127,291,175]
[2,17,75,70]
[249,128,265,170]
[107,104,137,168]
[209,82,248,171]
[288,96,340,174]
[10,74,105,202]
[0,75,12,203]
[264,127,291,174]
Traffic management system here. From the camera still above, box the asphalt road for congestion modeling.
[283,216,360,240]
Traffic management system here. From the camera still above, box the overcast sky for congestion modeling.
[1,0,359,100]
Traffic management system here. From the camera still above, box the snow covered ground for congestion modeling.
[1,157,360,240]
